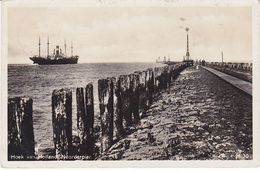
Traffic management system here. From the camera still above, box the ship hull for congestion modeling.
[30,57,78,65]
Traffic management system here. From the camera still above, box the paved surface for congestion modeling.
[202,66,252,96]
[100,66,252,160]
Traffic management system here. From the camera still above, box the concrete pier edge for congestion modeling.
[202,66,252,96]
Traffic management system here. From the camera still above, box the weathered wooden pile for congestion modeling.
[8,63,187,160]
[8,97,35,160]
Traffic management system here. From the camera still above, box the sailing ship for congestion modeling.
[29,37,79,65]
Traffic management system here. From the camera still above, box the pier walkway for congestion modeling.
[100,66,252,160]
[202,66,252,96]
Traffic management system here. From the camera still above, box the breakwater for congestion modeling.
[99,66,252,160]
[8,62,187,160]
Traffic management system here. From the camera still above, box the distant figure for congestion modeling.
[202,60,205,66]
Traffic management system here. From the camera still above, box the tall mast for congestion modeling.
[47,36,50,57]
[64,40,67,55]
[71,41,73,56]
[185,27,190,60]
[38,36,41,57]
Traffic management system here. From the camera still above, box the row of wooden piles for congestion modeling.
[8,63,187,160]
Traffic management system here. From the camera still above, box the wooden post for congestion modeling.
[85,83,95,156]
[160,67,165,89]
[76,84,95,156]
[146,68,154,105]
[98,79,113,153]
[52,88,72,159]
[145,70,150,106]
[171,65,177,81]
[158,67,163,91]
[168,65,172,83]
[107,77,116,140]
[162,66,168,89]
[154,67,161,93]
[142,70,148,109]
[135,71,147,115]
[8,97,35,160]
[169,65,174,83]
[113,77,124,138]
[119,75,132,127]
[76,87,86,154]
[166,66,171,87]
[130,73,140,123]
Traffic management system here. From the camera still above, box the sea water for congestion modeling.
[8,63,164,148]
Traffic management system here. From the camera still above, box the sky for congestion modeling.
[7,6,252,64]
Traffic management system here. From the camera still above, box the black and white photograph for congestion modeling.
[1,0,260,168]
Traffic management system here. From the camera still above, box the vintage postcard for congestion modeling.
[1,0,260,168]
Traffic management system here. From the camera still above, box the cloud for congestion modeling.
[179,17,186,21]
[7,7,252,64]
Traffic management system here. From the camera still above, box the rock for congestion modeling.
[206,98,213,102]
[160,104,166,111]
[124,140,131,150]
[197,127,204,132]
[146,109,153,113]
[202,124,212,133]
[162,100,167,105]
[36,140,55,160]
[165,135,181,147]
[137,136,147,142]
[163,135,181,157]
[147,132,156,144]
[140,120,153,129]
[188,110,198,116]
[203,132,210,136]
[156,140,163,146]
[214,136,221,142]
[108,141,124,152]
[219,153,227,159]
[168,124,176,133]
[102,150,124,160]
[215,123,221,127]
[202,124,209,130]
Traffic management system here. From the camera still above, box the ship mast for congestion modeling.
[38,36,41,57]
[185,27,190,60]
[71,41,73,57]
